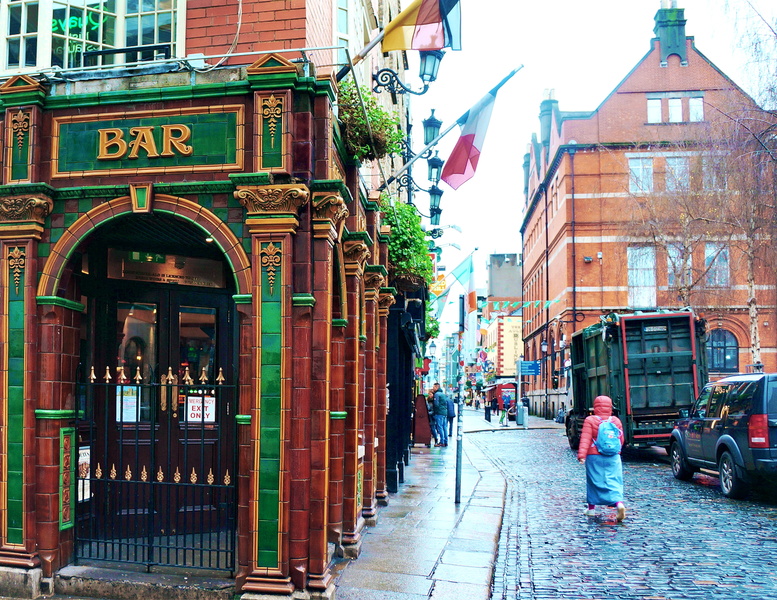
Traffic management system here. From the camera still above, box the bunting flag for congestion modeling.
[382,0,462,53]
[441,67,522,190]
[448,254,473,287]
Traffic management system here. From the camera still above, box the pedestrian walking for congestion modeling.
[432,383,449,447]
[576,395,626,521]
[446,396,456,436]
[426,391,439,445]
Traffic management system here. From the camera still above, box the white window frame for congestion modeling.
[628,246,656,308]
[668,97,683,122]
[647,98,662,123]
[667,243,692,289]
[629,157,654,194]
[705,243,730,287]
[665,156,690,192]
[1,0,187,75]
[689,97,704,122]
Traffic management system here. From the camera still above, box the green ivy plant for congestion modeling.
[338,79,405,161]
[380,195,434,285]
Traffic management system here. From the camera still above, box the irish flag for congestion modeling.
[382,0,462,53]
[441,68,521,190]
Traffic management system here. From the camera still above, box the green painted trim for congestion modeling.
[235,414,251,425]
[59,427,76,531]
[330,411,348,420]
[229,173,273,187]
[365,264,388,276]
[342,230,374,246]
[35,409,77,420]
[0,182,56,197]
[233,294,252,305]
[48,180,237,201]
[36,297,85,312]
[377,232,390,243]
[380,287,398,295]
[364,200,381,212]
[359,335,368,343]
[332,318,348,327]
[292,294,316,307]
[309,179,353,204]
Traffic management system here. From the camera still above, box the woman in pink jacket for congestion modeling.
[577,395,627,521]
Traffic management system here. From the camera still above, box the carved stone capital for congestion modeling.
[312,193,349,229]
[378,292,396,314]
[364,271,385,292]
[343,240,371,269]
[0,195,53,223]
[234,184,309,216]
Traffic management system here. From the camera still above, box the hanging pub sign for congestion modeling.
[107,249,226,288]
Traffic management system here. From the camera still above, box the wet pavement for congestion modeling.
[332,406,556,600]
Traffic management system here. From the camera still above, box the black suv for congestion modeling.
[669,373,777,498]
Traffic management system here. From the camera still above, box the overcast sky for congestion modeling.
[406,0,777,331]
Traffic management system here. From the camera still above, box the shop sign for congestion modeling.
[107,249,226,288]
[52,105,244,177]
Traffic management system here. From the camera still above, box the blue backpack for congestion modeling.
[594,417,621,456]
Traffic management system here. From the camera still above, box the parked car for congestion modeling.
[669,373,777,498]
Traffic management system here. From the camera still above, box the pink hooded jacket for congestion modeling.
[577,395,624,460]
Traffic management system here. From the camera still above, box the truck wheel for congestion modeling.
[669,441,694,481]
[567,420,580,450]
[718,451,748,499]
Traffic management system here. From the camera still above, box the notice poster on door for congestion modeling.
[116,386,139,422]
[186,394,216,423]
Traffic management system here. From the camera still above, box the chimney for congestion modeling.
[539,89,557,158]
[654,1,687,66]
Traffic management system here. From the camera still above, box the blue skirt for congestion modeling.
[585,454,624,506]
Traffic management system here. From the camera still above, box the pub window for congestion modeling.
[668,98,683,122]
[2,0,182,73]
[689,97,704,122]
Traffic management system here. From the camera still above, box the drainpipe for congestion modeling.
[544,184,550,419]
[569,145,578,334]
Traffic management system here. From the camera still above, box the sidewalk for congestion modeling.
[332,407,564,599]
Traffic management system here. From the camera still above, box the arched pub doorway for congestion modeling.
[71,211,239,573]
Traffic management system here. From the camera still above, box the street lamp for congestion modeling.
[429,185,443,225]
[427,152,444,183]
[373,50,445,100]
[423,109,443,144]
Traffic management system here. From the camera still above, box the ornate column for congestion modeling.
[306,190,348,593]
[233,183,309,596]
[376,288,396,503]
[340,235,371,557]
[361,266,385,524]
[0,191,52,574]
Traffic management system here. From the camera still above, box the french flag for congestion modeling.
[441,68,520,190]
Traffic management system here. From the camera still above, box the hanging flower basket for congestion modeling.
[390,270,426,292]
[338,80,405,162]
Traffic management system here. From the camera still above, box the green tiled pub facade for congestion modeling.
[0,55,392,599]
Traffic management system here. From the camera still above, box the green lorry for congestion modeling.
[566,310,709,450]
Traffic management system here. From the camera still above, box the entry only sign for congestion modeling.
[519,360,541,376]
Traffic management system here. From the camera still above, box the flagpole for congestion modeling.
[336,31,385,81]
[380,66,524,191]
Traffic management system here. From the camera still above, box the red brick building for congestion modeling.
[521,3,777,417]
[0,1,417,598]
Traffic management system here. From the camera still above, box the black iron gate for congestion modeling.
[75,372,237,572]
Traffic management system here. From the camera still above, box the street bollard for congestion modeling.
[484,406,491,422]
[522,406,529,430]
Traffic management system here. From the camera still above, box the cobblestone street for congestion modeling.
[474,427,777,600]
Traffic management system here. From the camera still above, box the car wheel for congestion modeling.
[670,441,694,481]
[718,450,748,499]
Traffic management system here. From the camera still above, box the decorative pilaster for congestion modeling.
[340,232,372,555]
[235,183,308,596]
[361,267,386,523]
[376,288,396,502]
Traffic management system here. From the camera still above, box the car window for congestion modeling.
[706,385,730,418]
[768,381,777,416]
[725,381,757,418]
[694,387,712,418]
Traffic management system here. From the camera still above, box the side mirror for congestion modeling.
[678,409,689,419]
